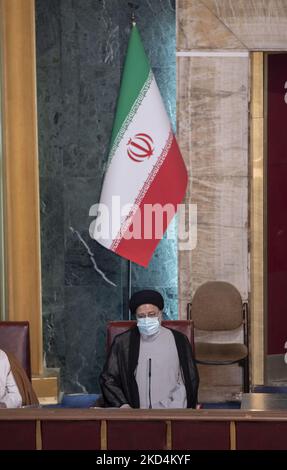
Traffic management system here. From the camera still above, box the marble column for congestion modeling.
[36,0,177,393]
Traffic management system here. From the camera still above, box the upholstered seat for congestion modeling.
[0,321,31,380]
[187,281,249,392]
[195,342,248,364]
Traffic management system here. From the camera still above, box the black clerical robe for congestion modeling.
[100,326,199,408]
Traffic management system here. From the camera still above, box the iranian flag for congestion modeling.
[91,24,187,267]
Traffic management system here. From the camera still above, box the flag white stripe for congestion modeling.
[94,76,171,248]
[111,130,173,250]
[106,70,153,171]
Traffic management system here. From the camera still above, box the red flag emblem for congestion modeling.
[127,133,154,162]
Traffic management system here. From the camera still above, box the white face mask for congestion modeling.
[137,317,160,336]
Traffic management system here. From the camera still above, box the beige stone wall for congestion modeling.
[176,0,287,387]
[178,55,249,308]
[178,0,287,51]
[177,1,249,314]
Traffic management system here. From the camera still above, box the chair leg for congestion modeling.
[243,357,250,393]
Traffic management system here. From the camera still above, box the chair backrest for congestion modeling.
[190,281,243,331]
[0,321,31,380]
[107,320,195,352]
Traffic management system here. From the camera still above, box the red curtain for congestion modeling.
[267,53,287,354]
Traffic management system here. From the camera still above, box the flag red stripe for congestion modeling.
[114,136,187,267]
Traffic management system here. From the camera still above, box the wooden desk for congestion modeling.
[1,408,287,450]
[241,393,287,410]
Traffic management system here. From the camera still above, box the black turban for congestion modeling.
[129,290,164,315]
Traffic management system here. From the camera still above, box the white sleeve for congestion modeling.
[0,353,22,408]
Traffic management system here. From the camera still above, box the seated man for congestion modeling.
[0,349,39,408]
[100,290,199,409]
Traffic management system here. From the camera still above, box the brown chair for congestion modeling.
[187,281,249,392]
[0,321,32,380]
[107,320,195,353]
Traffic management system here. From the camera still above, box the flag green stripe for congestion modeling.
[110,24,150,149]
[106,71,152,170]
